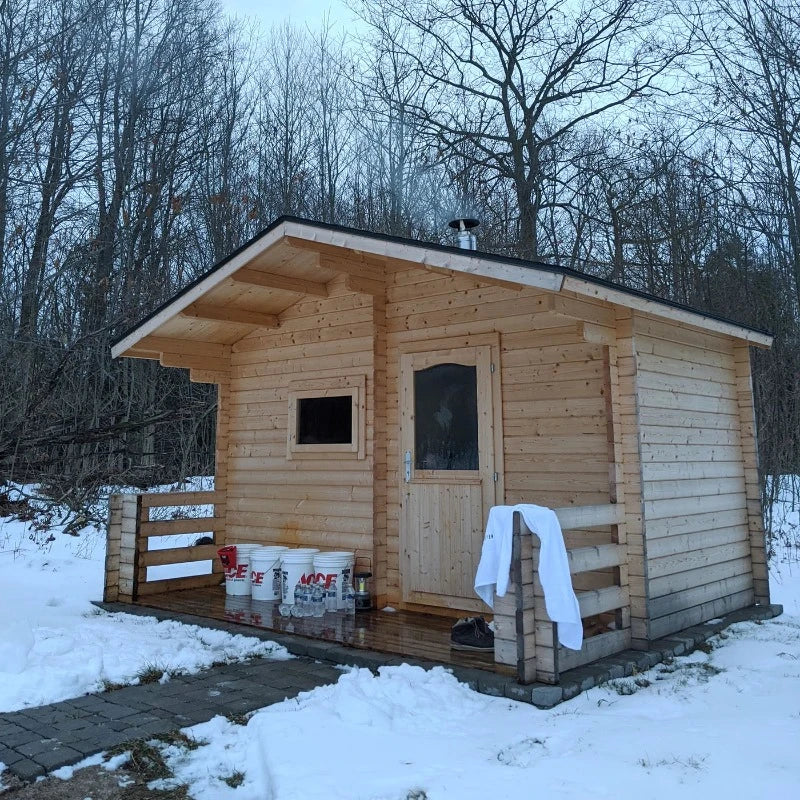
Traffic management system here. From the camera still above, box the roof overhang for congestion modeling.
[111,216,773,360]
[560,276,772,347]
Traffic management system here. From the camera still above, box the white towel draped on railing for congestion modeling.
[474,504,583,651]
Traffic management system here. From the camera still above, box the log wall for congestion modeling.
[634,316,755,638]
[733,344,770,605]
[212,260,767,625]
[384,271,615,607]
[223,275,377,568]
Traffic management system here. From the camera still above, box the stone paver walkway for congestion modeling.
[0,656,340,782]
[0,600,783,786]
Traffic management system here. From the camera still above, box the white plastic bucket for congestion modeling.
[313,551,354,610]
[280,548,319,604]
[250,546,289,601]
[224,543,260,596]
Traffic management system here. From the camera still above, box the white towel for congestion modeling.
[474,504,583,650]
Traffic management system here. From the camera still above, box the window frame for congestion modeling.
[287,375,366,460]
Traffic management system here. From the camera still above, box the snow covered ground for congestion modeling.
[0,482,290,714]
[1,480,799,797]
[149,541,800,800]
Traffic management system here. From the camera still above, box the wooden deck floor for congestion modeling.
[135,587,513,674]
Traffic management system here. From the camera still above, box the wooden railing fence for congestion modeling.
[104,491,224,602]
[105,493,632,686]
[492,503,631,684]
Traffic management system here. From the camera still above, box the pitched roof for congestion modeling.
[111,215,772,358]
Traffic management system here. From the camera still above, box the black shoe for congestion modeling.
[450,617,494,651]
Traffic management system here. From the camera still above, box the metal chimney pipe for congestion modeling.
[448,217,479,250]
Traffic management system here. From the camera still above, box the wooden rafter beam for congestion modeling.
[159,352,229,372]
[230,267,328,297]
[138,337,231,358]
[180,303,279,328]
[318,253,386,281]
[344,274,384,296]
[190,369,229,384]
[283,235,347,256]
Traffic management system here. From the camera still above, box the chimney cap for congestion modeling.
[448,217,480,231]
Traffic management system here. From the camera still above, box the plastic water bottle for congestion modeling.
[324,578,337,612]
[291,580,306,617]
[302,580,314,616]
[278,602,292,617]
[344,584,356,615]
[311,582,325,617]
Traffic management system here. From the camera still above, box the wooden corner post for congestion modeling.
[104,493,142,603]
[513,511,540,683]
[615,309,649,647]
[492,513,534,677]
[734,344,770,605]
[493,512,560,684]
[103,494,122,602]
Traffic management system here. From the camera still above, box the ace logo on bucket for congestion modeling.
[251,570,266,586]
[226,564,248,580]
[280,549,319,603]
[281,567,315,601]
[311,555,353,610]
[223,543,262,597]
[315,572,337,589]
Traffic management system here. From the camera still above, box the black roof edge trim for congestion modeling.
[111,214,773,349]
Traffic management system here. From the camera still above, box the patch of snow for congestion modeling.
[769,475,800,615]
[2,478,800,798]
[161,614,800,799]
[103,752,133,771]
[0,486,290,712]
[50,750,132,782]
[51,753,106,780]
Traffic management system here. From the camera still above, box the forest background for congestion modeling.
[0,0,797,534]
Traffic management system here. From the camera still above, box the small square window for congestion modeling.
[297,395,353,445]
[287,377,365,460]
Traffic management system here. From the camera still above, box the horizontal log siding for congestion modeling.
[384,269,613,607]
[224,276,375,565]
[501,335,610,512]
[634,317,754,639]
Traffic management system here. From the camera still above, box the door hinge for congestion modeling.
[490,362,495,373]
[493,471,498,483]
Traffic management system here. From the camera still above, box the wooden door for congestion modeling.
[399,344,501,611]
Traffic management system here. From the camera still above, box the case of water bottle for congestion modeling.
[278,577,355,617]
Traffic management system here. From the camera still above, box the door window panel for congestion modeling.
[414,363,478,470]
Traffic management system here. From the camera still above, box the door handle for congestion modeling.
[404,450,412,482]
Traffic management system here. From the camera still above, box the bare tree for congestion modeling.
[256,24,315,217]
[309,22,354,223]
[16,0,95,342]
[351,12,438,236]
[0,0,43,304]
[196,24,256,262]
[354,0,687,258]
[691,0,800,310]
